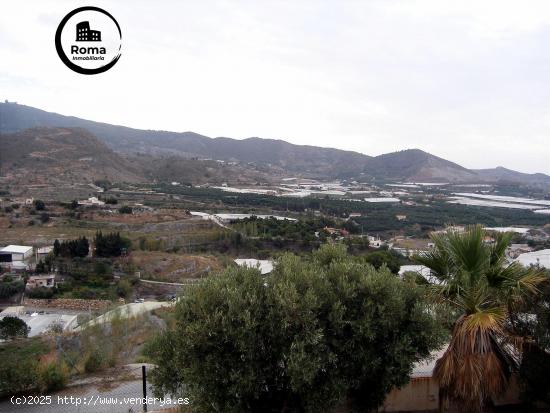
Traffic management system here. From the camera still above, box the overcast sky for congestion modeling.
[1,0,549,174]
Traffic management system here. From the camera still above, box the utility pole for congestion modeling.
[142,365,148,412]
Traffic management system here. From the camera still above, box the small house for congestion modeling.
[26,274,56,289]
[78,197,105,206]
[36,246,54,261]
[368,236,384,248]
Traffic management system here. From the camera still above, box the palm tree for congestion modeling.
[414,225,546,412]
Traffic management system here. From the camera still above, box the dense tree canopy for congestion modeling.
[0,316,30,339]
[94,232,131,257]
[53,237,89,258]
[147,244,445,412]
[361,249,402,274]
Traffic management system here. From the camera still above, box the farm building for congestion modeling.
[0,245,33,262]
[36,246,54,261]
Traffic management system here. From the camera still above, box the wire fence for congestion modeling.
[1,365,186,413]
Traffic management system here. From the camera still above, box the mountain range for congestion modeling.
[1,102,549,186]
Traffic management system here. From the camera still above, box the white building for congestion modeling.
[0,245,33,271]
[234,259,274,275]
[0,245,33,261]
[36,246,53,261]
[78,196,105,206]
[367,235,384,248]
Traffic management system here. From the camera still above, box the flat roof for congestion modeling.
[37,246,53,254]
[515,249,550,269]
[234,259,274,274]
[0,245,33,254]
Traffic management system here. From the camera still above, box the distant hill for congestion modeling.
[363,149,478,182]
[0,103,370,177]
[474,167,550,185]
[1,102,549,185]
[0,127,144,184]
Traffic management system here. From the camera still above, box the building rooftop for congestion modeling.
[28,274,55,280]
[0,245,33,254]
[234,259,274,274]
[515,249,550,269]
[37,246,53,254]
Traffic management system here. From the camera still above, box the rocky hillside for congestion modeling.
[0,103,370,177]
[0,127,144,185]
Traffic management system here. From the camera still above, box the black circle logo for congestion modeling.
[55,7,122,75]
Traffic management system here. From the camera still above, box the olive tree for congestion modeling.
[147,244,445,412]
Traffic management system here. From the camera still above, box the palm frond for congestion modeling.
[446,225,488,280]
[500,264,547,307]
[435,312,510,412]
[413,233,452,281]
[489,232,513,267]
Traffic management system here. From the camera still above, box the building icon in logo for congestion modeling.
[76,21,101,41]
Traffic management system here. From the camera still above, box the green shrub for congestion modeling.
[34,199,46,210]
[116,279,132,298]
[39,362,68,392]
[0,337,50,396]
[118,205,133,214]
[84,350,105,373]
[0,359,40,396]
[0,280,25,298]
[27,287,55,299]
